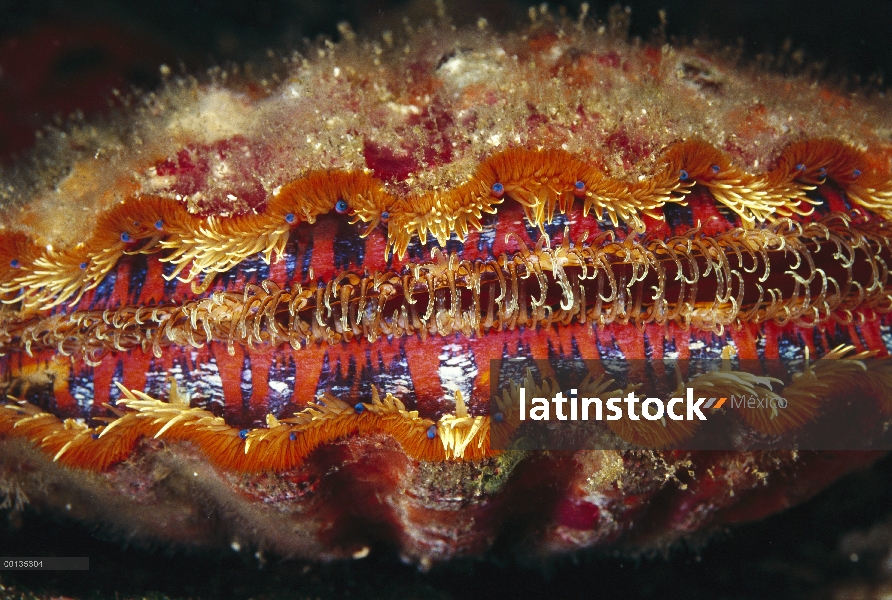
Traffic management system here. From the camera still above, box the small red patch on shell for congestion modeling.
[555,498,602,530]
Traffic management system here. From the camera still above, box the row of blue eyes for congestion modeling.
[89,398,448,441]
[90,422,500,442]
[6,164,865,269]
[84,402,495,442]
[91,414,501,440]
[493,165,860,189]
[90,426,436,441]
[133,163,862,240]
[679,165,860,181]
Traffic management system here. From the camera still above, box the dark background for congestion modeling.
[2,1,892,598]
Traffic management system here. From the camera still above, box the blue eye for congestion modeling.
[679,170,689,181]
[238,429,249,440]
[493,412,504,423]
[711,165,720,173]
[9,259,20,268]
[796,164,806,171]
[154,220,164,230]
[335,199,349,214]
[285,213,295,223]
[853,169,862,178]
[120,232,131,243]
[79,262,88,270]
[427,425,437,439]
[491,182,505,198]
[381,211,390,222]
[289,431,297,441]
